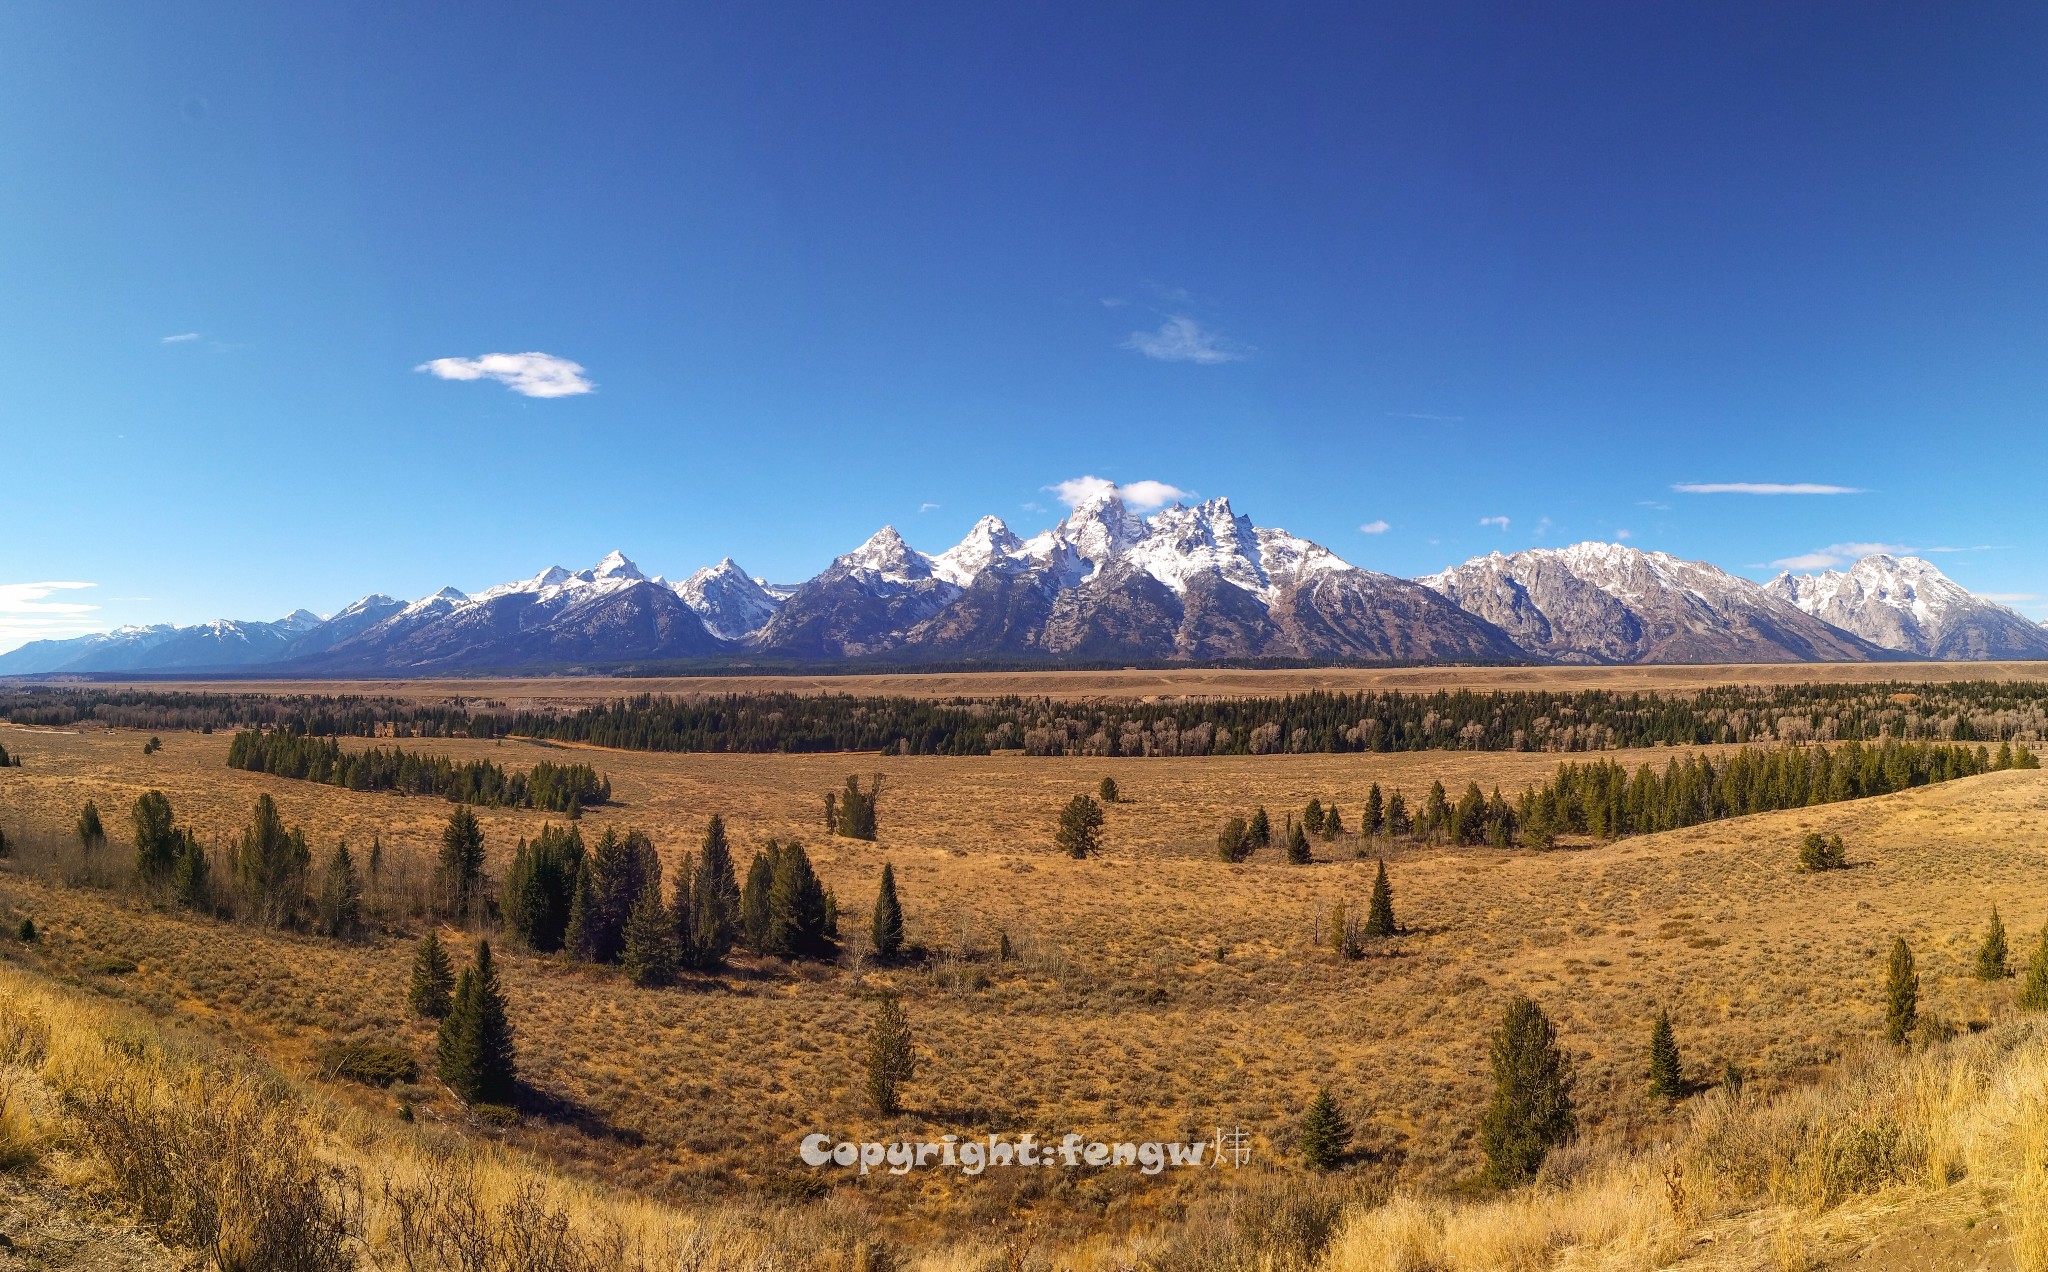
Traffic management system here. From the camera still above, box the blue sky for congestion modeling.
[5,2,2048,650]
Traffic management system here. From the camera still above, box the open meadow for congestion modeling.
[4,711,2048,1266]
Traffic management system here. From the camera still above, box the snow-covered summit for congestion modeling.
[1766,554,2048,659]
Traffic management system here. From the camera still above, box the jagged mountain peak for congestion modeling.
[677,557,784,640]
[592,549,644,581]
[931,516,1027,586]
[837,526,932,582]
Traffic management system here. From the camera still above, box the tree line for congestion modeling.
[17,678,2048,758]
[225,730,609,813]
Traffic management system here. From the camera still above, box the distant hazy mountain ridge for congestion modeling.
[3,498,2040,675]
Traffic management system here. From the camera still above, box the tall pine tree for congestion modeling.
[408,930,454,1018]
[871,862,904,961]
[1648,1009,1682,1103]
[1297,1087,1352,1171]
[437,806,486,917]
[1478,995,1576,1186]
[688,816,740,970]
[436,941,516,1106]
[1976,907,2011,980]
[1363,860,1397,938]
[621,879,679,988]
[1885,937,1918,1045]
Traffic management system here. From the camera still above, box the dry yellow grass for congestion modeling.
[4,718,2048,1260]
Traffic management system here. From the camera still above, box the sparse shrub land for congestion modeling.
[7,681,2048,1266]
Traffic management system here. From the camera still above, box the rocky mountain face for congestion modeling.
[1418,543,1903,664]
[1765,554,2048,660]
[9,502,2043,676]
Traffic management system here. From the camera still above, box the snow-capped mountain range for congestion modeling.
[4,493,2043,675]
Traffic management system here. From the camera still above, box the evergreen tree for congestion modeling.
[1056,794,1105,859]
[408,930,454,1018]
[824,792,837,835]
[1976,907,2011,980]
[1099,776,1120,804]
[1799,831,1847,871]
[871,863,905,961]
[1363,860,1397,938]
[368,836,383,880]
[669,853,696,966]
[1329,901,1359,959]
[741,849,775,951]
[0,827,10,859]
[1248,806,1272,850]
[436,941,516,1106]
[2021,922,2048,1010]
[437,806,486,917]
[1217,816,1252,863]
[864,994,918,1115]
[504,825,584,953]
[1885,936,1918,1045]
[1286,820,1312,864]
[1323,804,1345,838]
[768,840,832,958]
[172,834,208,910]
[1648,1009,1682,1103]
[1363,784,1385,836]
[688,816,741,970]
[1386,791,1411,838]
[621,879,679,987]
[316,841,363,939]
[1303,798,1326,836]
[233,794,309,928]
[575,828,659,963]
[1297,1086,1352,1170]
[131,791,180,887]
[564,860,601,962]
[1423,782,1450,842]
[76,800,105,853]
[836,775,881,840]
[1478,994,1576,1187]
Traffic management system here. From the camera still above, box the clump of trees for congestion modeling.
[1798,831,1847,872]
[227,730,609,813]
[0,740,18,767]
[76,801,106,853]
[1518,739,2006,848]
[737,841,835,959]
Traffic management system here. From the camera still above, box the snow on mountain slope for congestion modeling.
[1765,555,2048,660]
[676,559,784,640]
[1421,543,1899,664]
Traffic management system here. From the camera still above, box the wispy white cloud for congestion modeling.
[1674,482,1863,495]
[1047,475,1191,512]
[415,352,594,398]
[1479,515,1510,531]
[918,502,940,513]
[1978,592,2042,604]
[1123,316,1247,364]
[1615,528,1632,540]
[1769,541,1928,570]
[1358,520,1390,535]
[0,581,101,653]
[160,332,200,344]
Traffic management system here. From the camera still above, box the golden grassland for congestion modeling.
[60,657,2048,704]
[4,721,2048,1265]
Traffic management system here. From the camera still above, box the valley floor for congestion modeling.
[2,722,2047,1265]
